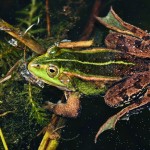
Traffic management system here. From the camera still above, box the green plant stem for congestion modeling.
[0,128,8,150]
[0,19,46,54]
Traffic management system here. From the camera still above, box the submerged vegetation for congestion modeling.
[0,0,90,149]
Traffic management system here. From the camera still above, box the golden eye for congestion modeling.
[47,65,59,78]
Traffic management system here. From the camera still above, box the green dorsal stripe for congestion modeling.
[45,59,135,66]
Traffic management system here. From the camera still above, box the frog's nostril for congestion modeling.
[31,64,40,68]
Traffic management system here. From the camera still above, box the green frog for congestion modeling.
[28,8,150,142]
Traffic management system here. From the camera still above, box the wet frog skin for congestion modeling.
[28,8,150,142]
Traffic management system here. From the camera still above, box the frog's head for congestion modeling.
[28,48,75,91]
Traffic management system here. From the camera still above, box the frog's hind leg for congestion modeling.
[44,92,81,118]
[104,71,150,108]
[95,89,150,143]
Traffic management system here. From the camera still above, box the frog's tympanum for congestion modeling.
[28,8,150,142]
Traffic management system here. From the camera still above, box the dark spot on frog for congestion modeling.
[134,79,143,89]
[131,27,137,33]
[116,35,128,51]
[116,44,129,52]
[134,40,142,48]
[120,93,129,102]
[118,35,126,41]
[112,92,130,107]
[134,87,148,102]
[142,36,150,41]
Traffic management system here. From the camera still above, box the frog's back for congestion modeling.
[55,48,149,95]
[55,48,149,78]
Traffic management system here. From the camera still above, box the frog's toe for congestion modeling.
[43,101,56,110]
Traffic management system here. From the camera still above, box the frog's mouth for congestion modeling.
[20,63,45,88]
[33,76,74,92]
[55,85,73,91]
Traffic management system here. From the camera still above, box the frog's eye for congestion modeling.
[47,65,59,78]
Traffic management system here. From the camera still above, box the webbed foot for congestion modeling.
[44,92,81,118]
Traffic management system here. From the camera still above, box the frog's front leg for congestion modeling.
[44,92,81,118]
